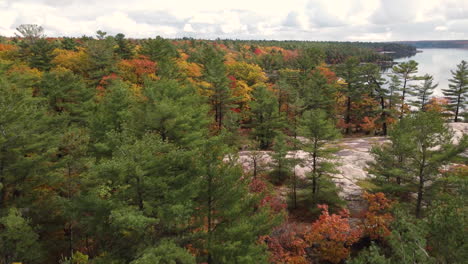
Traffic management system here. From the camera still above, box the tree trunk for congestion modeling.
[416,155,426,218]
[345,96,352,134]
[400,78,408,119]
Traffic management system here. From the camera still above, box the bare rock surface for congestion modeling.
[237,123,467,214]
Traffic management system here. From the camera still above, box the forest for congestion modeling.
[0,24,467,264]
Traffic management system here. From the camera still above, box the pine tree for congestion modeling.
[411,74,437,112]
[114,33,134,59]
[362,63,390,135]
[39,67,94,125]
[201,45,233,131]
[84,35,117,86]
[442,60,468,122]
[336,57,365,134]
[391,60,419,119]
[79,132,200,263]
[0,208,44,264]
[299,109,340,200]
[131,79,209,148]
[369,112,467,217]
[250,85,284,149]
[196,138,279,263]
[0,71,57,210]
[88,80,135,158]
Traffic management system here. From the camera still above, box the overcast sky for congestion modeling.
[1,0,467,41]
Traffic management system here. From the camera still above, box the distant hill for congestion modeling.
[395,40,468,49]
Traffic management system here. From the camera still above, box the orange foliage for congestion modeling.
[425,97,449,114]
[118,56,157,84]
[262,222,308,264]
[362,192,394,241]
[0,43,17,52]
[315,64,338,84]
[304,204,362,264]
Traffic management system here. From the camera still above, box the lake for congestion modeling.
[393,48,468,96]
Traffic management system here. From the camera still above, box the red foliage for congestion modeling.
[254,48,263,55]
[304,204,362,264]
[249,178,286,213]
[228,75,237,89]
[262,222,309,264]
[362,192,394,241]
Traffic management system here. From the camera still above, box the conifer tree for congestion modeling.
[84,35,117,86]
[411,74,437,112]
[39,67,94,125]
[336,57,365,134]
[369,112,467,217]
[250,85,284,149]
[201,45,233,131]
[299,109,340,200]
[443,60,468,122]
[131,79,209,148]
[80,132,200,263]
[391,60,419,119]
[196,138,278,263]
[114,33,134,59]
[0,208,44,264]
[88,80,134,157]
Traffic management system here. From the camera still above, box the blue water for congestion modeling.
[394,48,468,96]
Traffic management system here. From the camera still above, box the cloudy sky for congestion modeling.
[0,0,467,41]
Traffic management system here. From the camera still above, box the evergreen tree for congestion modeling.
[60,37,78,51]
[442,60,468,122]
[39,67,94,125]
[88,80,134,158]
[336,57,365,134]
[391,60,419,119]
[84,35,117,86]
[131,79,209,148]
[80,132,200,263]
[411,74,437,111]
[196,138,278,263]
[270,133,292,184]
[114,33,134,59]
[362,63,390,135]
[0,72,57,209]
[250,85,284,149]
[0,208,44,264]
[299,109,340,200]
[201,45,233,131]
[370,112,467,217]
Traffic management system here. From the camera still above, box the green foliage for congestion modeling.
[39,68,94,124]
[299,109,340,200]
[84,36,117,85]
[197,138,279,263]
[250,85,284,149]
[410,74,437,111]
[442,60,468,122]
[201,45,233,131]
[0,208,43,264]
[131,240,195,264]
[131,79,209,148]
[391,60,419,118]
[349,243,390,264]
[114,33,134,59]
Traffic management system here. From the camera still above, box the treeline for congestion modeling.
[0,24,467,264]
[397,40,468,49]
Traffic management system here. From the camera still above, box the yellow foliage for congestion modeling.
[52,48,90,74]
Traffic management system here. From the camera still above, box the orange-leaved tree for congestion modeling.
[304,204,362,264]
[362,192,394,241]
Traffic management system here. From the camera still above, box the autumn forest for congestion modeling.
[0,24,467,264]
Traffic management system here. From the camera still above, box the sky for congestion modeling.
[0,0,467,41]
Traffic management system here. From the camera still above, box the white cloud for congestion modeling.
[0,0,466,41]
